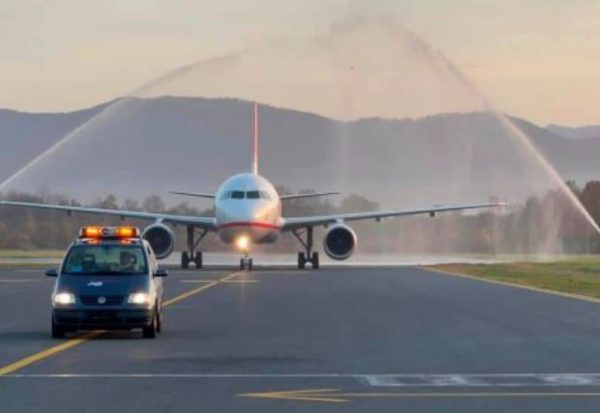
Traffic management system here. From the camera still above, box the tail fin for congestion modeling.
[252,101,259,175]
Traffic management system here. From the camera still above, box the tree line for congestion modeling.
[0,182,599,255]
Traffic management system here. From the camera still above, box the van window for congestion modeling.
[62,245,148,275]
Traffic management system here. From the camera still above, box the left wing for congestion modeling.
[282,202,505,231]
[169,191,215,199]
[0,201,216,230]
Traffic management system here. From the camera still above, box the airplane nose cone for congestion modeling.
[225,201,268,223]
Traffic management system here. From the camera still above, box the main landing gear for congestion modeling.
[292,227,320,270]
[181,226,207,269]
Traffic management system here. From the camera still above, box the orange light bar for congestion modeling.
[80,226,102,238]
[116,227,136,238]
[79,226,140,239]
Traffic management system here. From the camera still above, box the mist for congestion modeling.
[1,16,598,259]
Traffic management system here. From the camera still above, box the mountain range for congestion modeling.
[0,97,598,207]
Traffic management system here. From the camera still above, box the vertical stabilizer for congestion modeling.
[252,102,259,175]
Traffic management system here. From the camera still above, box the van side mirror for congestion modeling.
[45,269,58,277]
[154,269,168,277]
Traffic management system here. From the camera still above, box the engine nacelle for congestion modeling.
[323,224,357,260]
[142,223,175,259]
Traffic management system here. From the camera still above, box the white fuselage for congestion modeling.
[214,173,282,245]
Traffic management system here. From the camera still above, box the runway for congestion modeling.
[2,265,600,412]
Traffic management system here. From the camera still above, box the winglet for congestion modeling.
[252,102,259,175]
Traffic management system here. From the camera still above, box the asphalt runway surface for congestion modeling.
[2,265,600,412]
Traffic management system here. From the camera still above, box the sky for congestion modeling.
[1,0,600,125]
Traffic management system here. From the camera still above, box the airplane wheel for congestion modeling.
[311,252,320,270]
[298,252,306,270]
[181,252,190,269]
[240,258,246,270]
[248,259,253,271]
[194,252,203,269]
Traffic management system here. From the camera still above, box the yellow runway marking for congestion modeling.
[241,389,346,403]
[220,279,258,284]
[0,271,242,377]
[240,388,600,403]
[423,266,600,305]
[0,331,103,376]
[161,272,241,307]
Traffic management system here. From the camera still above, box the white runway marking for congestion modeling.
[179,280,215,284]
[170,271,232,276]
[0,279,39,283]
[363,374,600,387]
[5,373,600,387]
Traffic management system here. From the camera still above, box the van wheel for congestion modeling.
[143,309,158,339]
[156,309,162,333]
[51,319,65,339]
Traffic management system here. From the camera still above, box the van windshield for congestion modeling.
[62,244,148,275]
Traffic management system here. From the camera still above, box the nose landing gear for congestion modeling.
[240,256,253,271]
[237,235,253,271]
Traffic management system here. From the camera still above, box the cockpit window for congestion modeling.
[224,190,270,200]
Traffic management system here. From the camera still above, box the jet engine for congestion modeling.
[323,224,357,260]
[142,223,175,259]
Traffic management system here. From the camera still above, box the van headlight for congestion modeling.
[53,292,76,305]
[128,292,153,305]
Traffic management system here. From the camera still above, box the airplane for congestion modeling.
[0,102,504,270]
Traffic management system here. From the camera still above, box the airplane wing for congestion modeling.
[0,201,216,230]
[282,202,505,231]
[280,192,340,201]
[169,191,215,199]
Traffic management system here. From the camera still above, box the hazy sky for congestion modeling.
[1,0,599,125]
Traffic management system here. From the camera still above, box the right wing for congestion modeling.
[0,201,216,230]
[280,192,340,201]
[282,202,505,231]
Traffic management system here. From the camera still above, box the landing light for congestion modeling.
[236,235,250,251]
